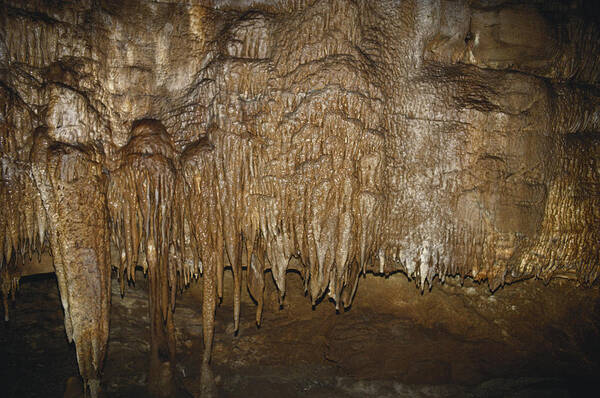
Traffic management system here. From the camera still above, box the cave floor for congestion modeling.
[1,269,599,398]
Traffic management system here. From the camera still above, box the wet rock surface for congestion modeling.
[1,1,600,395]
[2,271,599,397]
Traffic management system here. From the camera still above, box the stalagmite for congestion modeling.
[0,259,19,321]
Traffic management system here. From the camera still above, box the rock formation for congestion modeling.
[1,0,599,396]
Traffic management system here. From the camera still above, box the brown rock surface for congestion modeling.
[1,0,599,396]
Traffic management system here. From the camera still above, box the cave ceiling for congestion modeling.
[1,0,599,396]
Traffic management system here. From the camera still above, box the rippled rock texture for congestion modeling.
[1,0,599,396]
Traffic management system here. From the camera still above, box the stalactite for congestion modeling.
[1,1,599,396]
[0,156,46,319]
[107,119,184,393]
[30,127,110,398]
[180,136,219,365]
[181,66,387,326]
[107,120,185,312]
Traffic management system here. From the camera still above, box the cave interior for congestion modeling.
[1,0,599,397]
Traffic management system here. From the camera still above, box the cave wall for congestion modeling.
[1,0,599,395]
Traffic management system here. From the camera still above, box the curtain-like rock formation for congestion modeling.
[107,119,181,395]
[1,0,599,396]
[30,127,110,396]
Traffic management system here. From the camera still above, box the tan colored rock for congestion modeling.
[0,0,598,396]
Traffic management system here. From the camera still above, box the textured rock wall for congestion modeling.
[1,0,599,395]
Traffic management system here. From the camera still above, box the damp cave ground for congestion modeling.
[1,269,600,398]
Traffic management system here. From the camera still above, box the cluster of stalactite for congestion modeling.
[178,117,385,332]
[107,120,187,395]
[107,120,181,316]
[1,0,600,396]
[0,158,46,319]
[105,114,387,362]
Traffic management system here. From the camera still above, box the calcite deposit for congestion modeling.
[1,0,599,396]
